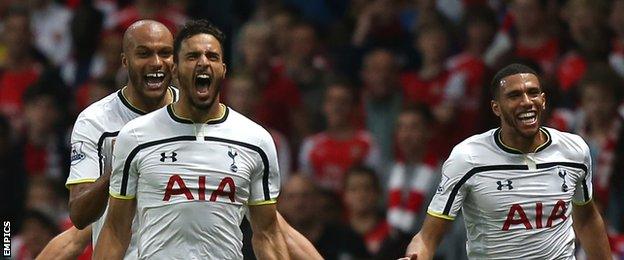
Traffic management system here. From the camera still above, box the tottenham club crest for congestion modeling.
[558,169,568,192]
[228,148,238,172]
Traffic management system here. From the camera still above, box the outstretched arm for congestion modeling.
[36,226,92,260]
[572,201,610,260]
[276,212,322,260]
[402,214,452,260]
[249,204,290,259]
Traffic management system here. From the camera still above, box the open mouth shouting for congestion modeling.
[517,111,537,127]
[145,72,166,90]
[195,72,212,97]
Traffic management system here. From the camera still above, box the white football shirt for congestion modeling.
[66,87,178,259]
[109,104,281,259]
[428,127,592,259]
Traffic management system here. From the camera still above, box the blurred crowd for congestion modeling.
[2,0,624,259]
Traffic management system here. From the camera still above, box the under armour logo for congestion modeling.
[160,152,177,162]
[558,170,568,192]
[497,180,513,190]
[228,149,238,172]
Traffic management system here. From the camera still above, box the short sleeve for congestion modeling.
[573,140,593,205]
[66,118,100,187]
[427,148,472,220]
[109,126,140,200]
[248,131,280,206]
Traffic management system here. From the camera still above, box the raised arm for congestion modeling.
[92,197,136,260]
[249,204,290,260]
[403,214,452,260]
[572,201,610,260]
[276,212,322,260]
[36,226,92,260]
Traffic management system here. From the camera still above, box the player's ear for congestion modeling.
[541,92,546,110]
[222,63,227,79]
[121,53,127,68]
[172,63,178,79]
[491,100,501,117]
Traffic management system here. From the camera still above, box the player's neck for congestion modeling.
[173,100,224,124]
[499,127,547,153]
[123,84,172,113]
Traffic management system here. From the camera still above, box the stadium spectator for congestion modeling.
[609,0,624,77]
[11,210,59,260]
[225,74,292,183]
[447,5,497,136]
[0,5,45,132]
[401,23,466,158]
[360,48,402,165]
[487,0,560,76]
[386,105,439,234]
[573,64,624,213]
[556,0,610,106]
[281,21,331,132]
[299,81,380,193]
[61,1,104,88]
[19,83,67,180]
[234,21,307,145]
[278,174,370,259]
[269,9,296,56]
[27,0,72,66]
[351,0,407,49]
[343,166,390,255]
[25,177,66,226]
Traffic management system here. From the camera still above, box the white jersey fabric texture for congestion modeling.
[66,87,178,259]
[428,127,593,260]
[109,104,281,259]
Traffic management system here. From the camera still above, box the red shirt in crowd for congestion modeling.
[299,130,380,193]
[0,66,40,125]
[363,220,390,255]
[254,64,304,138]
[557,51,587,91]
[400,69,452,108]
[447,52,487,136]
[515,37,560,76]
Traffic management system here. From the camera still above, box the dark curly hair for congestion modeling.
[173,19,226,63]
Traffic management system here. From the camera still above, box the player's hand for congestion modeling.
[403,235,432,260]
